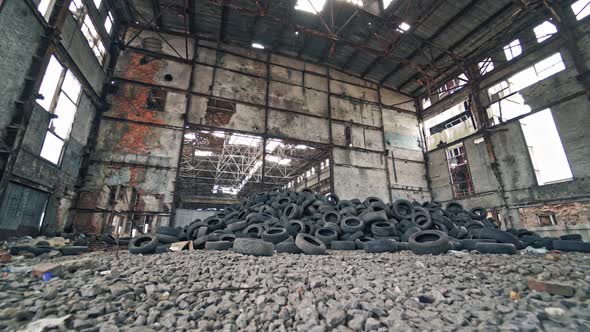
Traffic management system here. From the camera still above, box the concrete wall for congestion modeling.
[423,15,590,228]
[77,28,428,231]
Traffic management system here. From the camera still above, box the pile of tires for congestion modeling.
[125,188,588,256]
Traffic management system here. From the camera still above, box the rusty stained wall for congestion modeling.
[184,39,425,203]
[519,201,590,228]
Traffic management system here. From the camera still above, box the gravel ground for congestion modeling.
[1,249,590,331]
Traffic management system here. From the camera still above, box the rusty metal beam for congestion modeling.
[379,0,479,86]
[401,2,516,93]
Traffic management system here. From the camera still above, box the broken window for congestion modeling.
[478,58,495,75]
[520,109,572,185]
[70,0,106,63]
[486,53,565,123]
[146,89,166,111]
[503,39,522,61]
[205,98,237,126]
[571,0,590,20]
[438,79,460,99]
[538,213,557,227]
[69,0,87,23]
[93,0,102,9]
[421,97,432,109]
[446,143,474,197]
[105,12,114,34]
[534,21,558,43]
[38,56,82,165]
[37,0,54,19]
[423,101,475,149]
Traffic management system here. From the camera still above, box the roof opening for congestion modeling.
[251,42,265,49]
[295,0,327,13]
[397,22,410,33]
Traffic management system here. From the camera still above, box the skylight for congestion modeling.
[571,0,590,20]
[228,134,261,147]
[534,21,558,43]
[295,0,327,14]
[266,155,292,165]
[194,150,213,157]
[383,0,395,9]
[251,43,265,49]
[398,22,411,32]
[503,39,522,61]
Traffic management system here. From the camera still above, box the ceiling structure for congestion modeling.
[109,0,556,97]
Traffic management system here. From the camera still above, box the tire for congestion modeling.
[560,234,583,241]
[371,222,397,236]
[276,242,302,254]
[341,231,364,241]
[364,239,398,253]
[469,207,487,220]
[322,211,341,224]
[412,209,432,230]
[102,234,129,245]
[155,244,171,254]
[330,241,356,250]
[396,219,418,234]
[283,203,302,219]
[341,216,365,233]
[408,230,450,255]
[398,242,409,251]
[355,236,375,249]
[262,227,290,244]
[392,199,415,220]
[401,226,421,242]
[324,222,342,234]
[186,222,204,240]
[475,242,517,255]
[315,227,338,246]
[227,220,248,232]
[244,224,265,238]
[233,238,274,256]
[156,233,180,244]
[59,246,90,256]
[458,239,497,251]
[156,226,180,237]
[477,228,524,250]
[445,202,463,214]
[531,237,557,249]
[205,218,224,231]
[552,240,590,253]
[295,234,327,255]
[23,246,53,256]
[129,236,158,255]
[362,210,388,223]
[219,234,236,242]
[205,241,233,250]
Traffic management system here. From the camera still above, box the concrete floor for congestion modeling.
[1,250,590,331]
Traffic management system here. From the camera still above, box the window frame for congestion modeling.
[446,143,475,198]
[69,0,107,65]
[37,56,83,166]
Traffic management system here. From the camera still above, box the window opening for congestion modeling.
[38,55,82,165]
[478,58,495,75]
[503,39,522,61]
[105,12,114,34]
[534,21,558,43]
[520,109,572,185]
[446,143,474,197]
[571,0,590,20]
[538,213,557,227]
[146,89,166,111]
[93,0,102,9]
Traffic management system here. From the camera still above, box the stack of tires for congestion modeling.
[125,189,589,256]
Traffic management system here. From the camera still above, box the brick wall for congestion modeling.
[519,201,590,228]
[0,1,45,136]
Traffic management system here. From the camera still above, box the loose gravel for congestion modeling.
[1,249,590,331]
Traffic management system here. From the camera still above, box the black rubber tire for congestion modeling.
[355,236,375,249]
[362,210,388,223]
[315,227,338,246]
[324,222,342,234]
[283,203,302,219]
[155,244,171,254]
[412,209,433,230]
[398,242,409,251]
[322,211,341,224]
[560,234,583,241]
[341,231,364,241]
[408,230,450,255]
[552,240,590,253]
[205,241,233,250]
[244,224,265,238]
[275,242,302,254]
[295,234,327,255]
[477,228,524,250]
[531,237,557,249]
[364,239,398,253]
[396,219,418,234]
[205,218,224,231]
[21,246,53,256]
[392,199,415,220]
[186,222,204,240]
[59,246,90,256]
[262,227,290,244]
[156,233,180,244]
[233,238,274,256]
[445,202,464,214]
[129,236,158,255]
[219,234,236,242]
[330,241,356,250]
[458,239,497,251]
[341,216,365,233]
[156,226,180,237]
[401,226,421,242]
[227,220,248,232]
[469,207,487,220]
[475,242,517,255]
[456,226,468,239]
[101,234,130,245]
[371,222,397,236]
